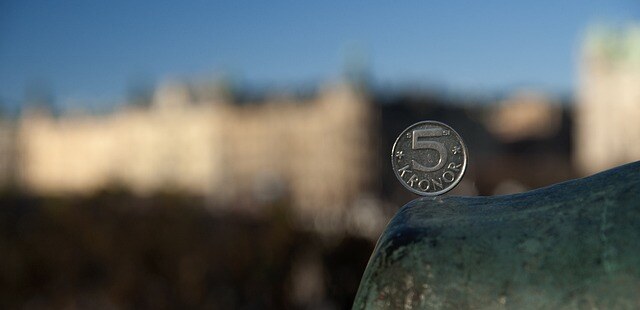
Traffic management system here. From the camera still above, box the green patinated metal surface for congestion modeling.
[354,161,640,309]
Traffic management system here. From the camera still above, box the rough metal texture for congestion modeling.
[353,161,640,309]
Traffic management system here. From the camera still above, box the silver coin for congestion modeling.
[391,121,468,196]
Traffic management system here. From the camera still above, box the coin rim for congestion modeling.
[391,120,468,196]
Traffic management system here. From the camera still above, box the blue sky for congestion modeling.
[1,0,638,109]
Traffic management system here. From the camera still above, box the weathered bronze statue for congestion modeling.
[354,161,640,309]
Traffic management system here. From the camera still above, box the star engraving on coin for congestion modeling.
[391,121,468,196]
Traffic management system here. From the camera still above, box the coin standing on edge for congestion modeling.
[391,121,468,196]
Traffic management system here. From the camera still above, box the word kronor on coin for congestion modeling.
[391,121,467,196]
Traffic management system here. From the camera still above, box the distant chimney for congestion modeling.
[154,81,191,110]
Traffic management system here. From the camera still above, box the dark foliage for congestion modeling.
[0,195,374,309]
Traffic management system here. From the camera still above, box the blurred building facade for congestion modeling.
[4,24,639,211]
[0,121,17,188]
[486,91,562,143]
[576,25,640,175]
[17,83,376,217]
